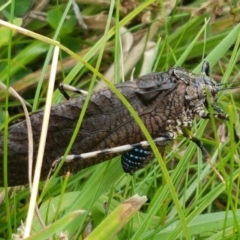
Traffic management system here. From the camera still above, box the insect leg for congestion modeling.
[199,106,239,142]
[187,135,209,159]
[59,83,88,100]
[211,108,239,143]
[50,136,172,176]
[182,127,224,182]
[182,127,210,159]
[198,105,228,120]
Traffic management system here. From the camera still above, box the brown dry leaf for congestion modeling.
[95,20,163,90]
[83,13,115,29]
[141,10,152,24]
[121,0,139,15]
[217,123,227,143]
[192,0,227,19]
[139,43,157,76]
[163,0,177,16]
[96,27,134,90]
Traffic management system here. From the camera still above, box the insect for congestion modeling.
[0,61,234,186]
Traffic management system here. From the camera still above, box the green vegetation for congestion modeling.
[0,0,240,239]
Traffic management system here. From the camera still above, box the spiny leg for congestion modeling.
[50,135,173,176]
[212,113,239,143]
[59,83,88,100]
[182,127,225,183]
[199,107,239,145]
[198,104,229,120]
[194,101,238,181]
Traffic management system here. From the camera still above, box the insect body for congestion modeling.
[0,62,229,186]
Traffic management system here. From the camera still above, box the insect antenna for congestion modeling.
[219,86,240,91]
[217,80,240,91]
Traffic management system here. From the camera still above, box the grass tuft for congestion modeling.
[0,0,240,239]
